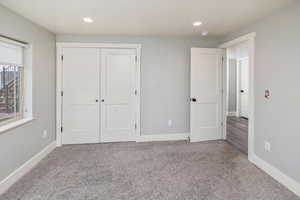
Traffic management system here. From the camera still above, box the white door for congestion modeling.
[62,48,100,144]
[238,58,249,118]
[100,49,137,142]
[190,48,223,142]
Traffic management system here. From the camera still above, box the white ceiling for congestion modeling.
[0,0,294,37]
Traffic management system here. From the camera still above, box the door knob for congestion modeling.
[101,99,105,102]
[95,99,99,102]
[190,98,197,102]
[240,90,244,93]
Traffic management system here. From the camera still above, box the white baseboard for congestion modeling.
[190,138,223,143]
[227,112,238,117]
[251,154,300,197]
[0,141,56,195]
[136,133,189,142]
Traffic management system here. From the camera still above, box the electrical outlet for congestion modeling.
[42,130,48,138]
[264,141,271,152]
[168,120,172,127]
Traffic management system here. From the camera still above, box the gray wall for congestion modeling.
[56,35,219,135]
[0,5,56,181]
[222,1,300,183]
[228,59,237,112]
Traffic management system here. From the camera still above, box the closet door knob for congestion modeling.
[190,98,197,102]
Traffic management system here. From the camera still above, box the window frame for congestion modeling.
[0,36,33,134]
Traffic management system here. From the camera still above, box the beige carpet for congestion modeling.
[1,140,299,200]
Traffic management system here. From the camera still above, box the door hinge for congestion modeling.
[61,126,63,132]
[61,55,64,61]
[222,56,224,63]
[187,136,191,143]
[135,55,137,63]
[134,123,137,129]
[61,91,64,97]
[134,89,137,96]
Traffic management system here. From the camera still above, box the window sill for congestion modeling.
[0,117,34,134]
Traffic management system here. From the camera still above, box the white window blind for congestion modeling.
[0,37,25,124]
[0,41,23,65]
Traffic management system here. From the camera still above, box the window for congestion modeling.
[0,38,24,125]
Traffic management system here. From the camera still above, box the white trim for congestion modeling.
[222,50,227,140]
[219,32,256,48]
[251,155,300,197]
[236,57,240,117]
[56,42,141,49]
[0,141,56,195]
[136,133,189,142]
[248,35,255,160]
[227,112,237,117]
[219,32,256,160]
[56,46,63,147]
[0,117,34,134]
[56,42,141,146]
[190,137,222,143]
[23,44,33,120]
[135,47,141,141]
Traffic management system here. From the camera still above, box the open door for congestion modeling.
[190,48,224,142]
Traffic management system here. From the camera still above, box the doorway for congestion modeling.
[226,41,249,154]
[56,43,141,146]
[219,33,256,159]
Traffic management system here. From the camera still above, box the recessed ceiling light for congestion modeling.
[201,31,209,36]
[193,21,202,26]
[83,17,93,23]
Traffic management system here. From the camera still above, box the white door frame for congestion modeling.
[219,32,256,161]
[56,43,142,147]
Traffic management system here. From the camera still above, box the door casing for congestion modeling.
[219,32,256,161]
[56,43,141,146]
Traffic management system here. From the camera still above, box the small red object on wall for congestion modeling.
[264,89,270,99]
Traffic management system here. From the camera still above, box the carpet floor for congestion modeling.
[1,140,299,200]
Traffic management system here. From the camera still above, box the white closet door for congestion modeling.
[239,58,249,118]
[62,48,100,144]
[190,48,223,142]
[100,49,137,142]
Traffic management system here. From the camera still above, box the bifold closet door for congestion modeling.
[190,48,223,142]
[100,49,137,142]
[62,48,100,144]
